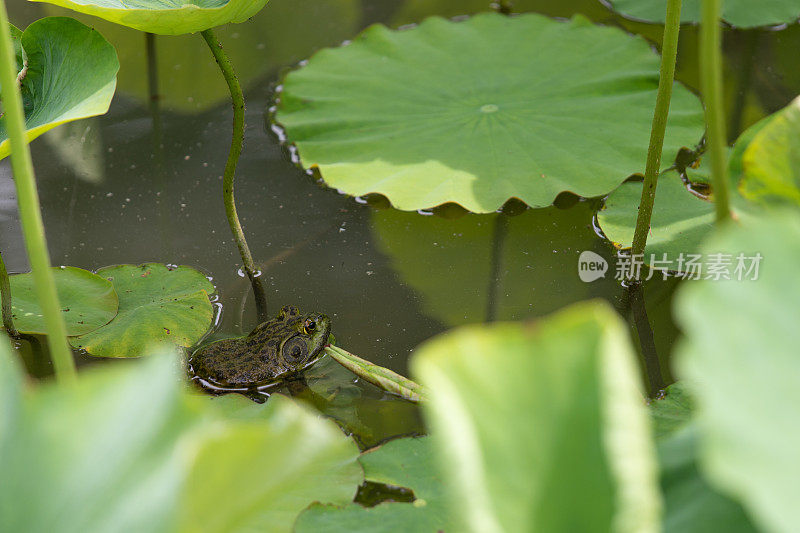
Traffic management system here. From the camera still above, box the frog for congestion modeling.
[188,305,331,396]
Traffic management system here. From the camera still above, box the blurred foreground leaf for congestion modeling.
[0,341,361,533]
[411,301,661,533]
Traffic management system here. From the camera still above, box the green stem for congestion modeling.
[200,28,267,322]
[700,0,731,223]
[631,0,682,257]
[0,251,19,337]
[325,345,428,403]
[0,1,76,382]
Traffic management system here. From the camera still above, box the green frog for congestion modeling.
[188,305,331,396]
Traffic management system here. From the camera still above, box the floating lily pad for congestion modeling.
[607,0,800,28]
[0,266,117,336]
[0,346,361,532]
[30,0,270,35]
[0,17,118,160]
[675,210,800,533]
[70,263,214,358]
[597,172,715,271]
[296,436,453,532]
[275,13,704,213]
[740,96,800,208]
[411,301,661,532]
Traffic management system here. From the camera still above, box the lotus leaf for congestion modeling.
[607,0,800,28]
[275,13,704,212]
[0,17,118,159]
[30,0,270,35]
[0,266,117,336]
[69,263,214,358]
[411,301,661,532]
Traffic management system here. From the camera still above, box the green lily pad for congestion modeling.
[411,301,661,532]
[740,96,800,208]
[607,0,800,28]
[675,210,800,533]
[30,0,270,35]
[597,172,715,271]
[0,266,118,336]
[70,263,214,358]
[275,13,704,213]
[0,17,118,160]
[0,345,361,532]
[296,436,453,532]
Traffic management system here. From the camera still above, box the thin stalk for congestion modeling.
[700,0,731,222]
[200,28,267,322]
[629,283,666,396]
[631,0,682,257]
[0,251,19,337]
[0,0,76,382]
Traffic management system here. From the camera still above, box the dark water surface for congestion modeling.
[3,0,798,446]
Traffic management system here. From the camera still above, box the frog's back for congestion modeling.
[190,335,281,388]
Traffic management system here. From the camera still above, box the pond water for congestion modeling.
[3,0,798,447]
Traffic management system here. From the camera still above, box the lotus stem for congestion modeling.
[0,1,76,382]
[631,0,682,257]
[201,28,267,321]
[325,345,428,403]
[700,0,731,222]
[0,251,19,337]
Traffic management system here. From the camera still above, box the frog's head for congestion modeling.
[278,312,331,372]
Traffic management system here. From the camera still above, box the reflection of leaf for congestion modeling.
[296,436,452,532]
[31,0,270,35]
[0,267,118,336]
[70,263,214,358]
[0,17,118,159]
[39,0,359,112]
[608,0,800,28]
[0,343,362,532]
[372,204,622,327]
[411,302,661,532]
[675,211,800,533]
[740,96,800,208]
[276,13,704,212]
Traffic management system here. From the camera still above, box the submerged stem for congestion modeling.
[629,283,666,396]
[631,0,682,257]
[201,28,267,321]
[700,0,731,223]
[0,0,76,381]
[0,251,19,337]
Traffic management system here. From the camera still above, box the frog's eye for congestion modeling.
[302,319,317,335]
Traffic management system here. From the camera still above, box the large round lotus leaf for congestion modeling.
[296,436,454,532]
[30,0,269,35]
[70,263,214,358]
[740,96,800,208]
[0,266,118,336]
[275,13,704,213]
[607,0,800,28]
[39,0,358,113]
[597,173,715,272]
[410,302,660,532]
[675,211,800,533]
[0,17,118,160]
